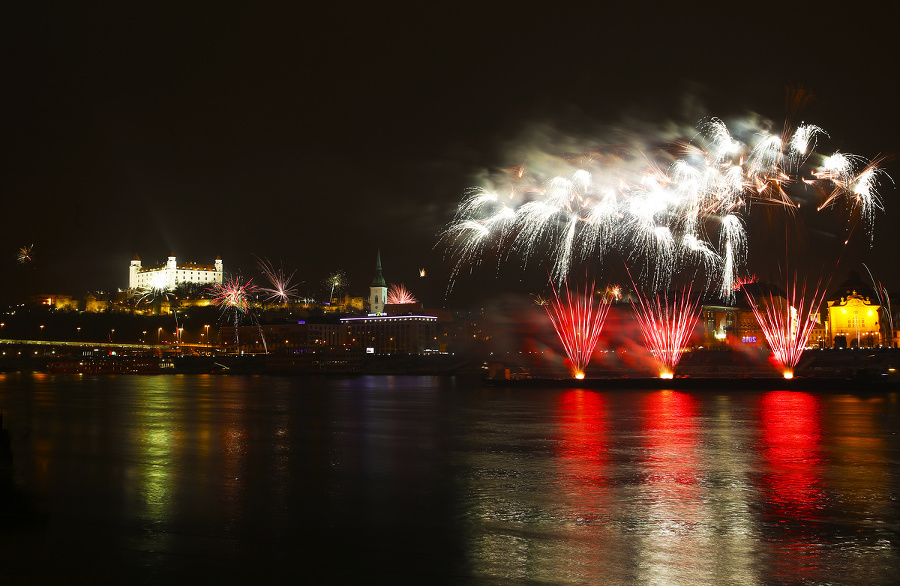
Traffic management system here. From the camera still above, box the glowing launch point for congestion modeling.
[573,371,585,380]
[783,371,794,379]
[659,371,674,380]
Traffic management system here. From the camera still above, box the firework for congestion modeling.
[603,284,623,301]
[325,270,347,301]
[17,244,33,264]
[862,264,893,349]
[631,287,701,378]
[256,256,299,304]
[386,283,418,305]
[441,115,889,295]
[210,275,256,314]
[209,276,266,352]
[133,270,173,305]
[743,278,829,378]
[543,280,612,379]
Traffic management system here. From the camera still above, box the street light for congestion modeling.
[158,327,163,344]
[205,324,210,352]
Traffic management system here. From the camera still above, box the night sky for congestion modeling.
[4,4,899,307]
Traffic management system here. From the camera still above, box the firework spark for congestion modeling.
[17,244,33,264]
[209,276,266,352]
[386,283,418,305]
[743,279,829,378]
[325,270,347,302]
[210,275,256,314]
[863,264,893,350]
[256,257,299,304]
[134,271,172,305]
[631,287,701,378]
[543,280,612,379]
[441,115,889,295]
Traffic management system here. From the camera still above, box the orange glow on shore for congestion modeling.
[574,371,585,380]
[659,371,674,379]
[783,371,794,379]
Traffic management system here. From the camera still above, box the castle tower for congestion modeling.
[166,253,177,289]
[215,255,223,279]
[129,254,142,290]
[369,249,388,316]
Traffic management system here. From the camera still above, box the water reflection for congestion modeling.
[639,391,712,584]
[0,375,898,583]
[758,391,825,583]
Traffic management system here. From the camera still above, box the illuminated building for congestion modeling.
[698,284,794,348]
[826,271,882,348]
[128,253,223,291]
[827,292,881,348]
[29,294,75,310]
[340,252,440,355]
[341,315,439,355]
[700,300,738,347]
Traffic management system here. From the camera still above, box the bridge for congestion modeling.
[0,339,212,353]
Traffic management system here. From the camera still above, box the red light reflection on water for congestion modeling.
[638,390,707,583]
[555,390,609,521]
[758,391,823,516]
[758,391,825,580]
[642,390,701,505]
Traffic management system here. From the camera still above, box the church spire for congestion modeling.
[369,249,388,315]
[371,249,386,287]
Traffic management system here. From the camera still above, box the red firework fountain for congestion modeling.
[544,281,612,379]
[386,283,418,305]
[743,278,829,379]
[632,287,701,378]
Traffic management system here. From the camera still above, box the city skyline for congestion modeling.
[4,4,898,305]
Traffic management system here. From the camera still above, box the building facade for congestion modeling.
[825,271,884,348]
[129,254,223,291]
[827,291,881,348]
[341,314,439,355]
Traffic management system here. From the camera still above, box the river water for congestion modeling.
[0,373,898,584]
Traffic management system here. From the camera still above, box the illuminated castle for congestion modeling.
[128,254,223,291]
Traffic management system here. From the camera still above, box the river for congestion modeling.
[1,373,898,584]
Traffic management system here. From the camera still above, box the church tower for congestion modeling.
[369,249,388,316]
